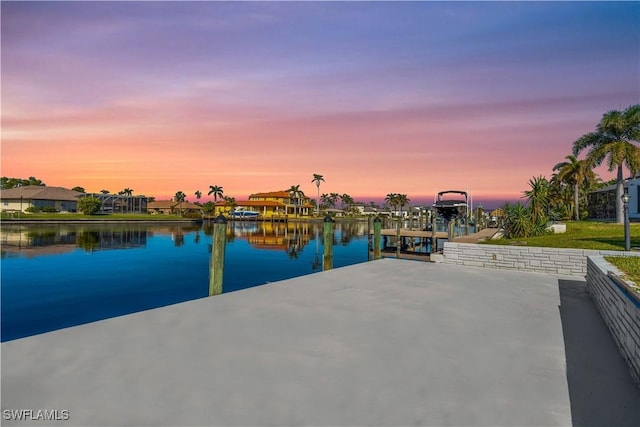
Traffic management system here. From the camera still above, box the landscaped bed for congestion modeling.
[605,256,640,293]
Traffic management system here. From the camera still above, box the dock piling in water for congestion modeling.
[209,214,227,296]
[373,216,382,260]
[323,215,334,270]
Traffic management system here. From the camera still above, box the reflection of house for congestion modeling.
[214,190,313,218]
[148,201,202,215]
[1,186,82,213]
[588,178,640,220]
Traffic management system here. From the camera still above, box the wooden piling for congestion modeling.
[323,215,334,271]
[373,216,382,260]
[209,214,227,296]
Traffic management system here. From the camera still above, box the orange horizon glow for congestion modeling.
[2,2,638,211]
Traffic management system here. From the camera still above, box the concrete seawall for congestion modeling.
[443,242,640,277]
[587,256,640,387]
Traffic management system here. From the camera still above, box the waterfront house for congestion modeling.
[214,190,313,219]
[0,186,83,213]
[148,200,202,216]
[588,177,640,220]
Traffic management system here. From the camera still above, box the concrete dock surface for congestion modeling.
[2,258,640,426]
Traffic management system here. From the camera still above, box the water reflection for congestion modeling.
[1,221,370,341]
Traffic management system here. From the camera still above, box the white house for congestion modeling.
[1,186,83,213]
[588,177,640,221]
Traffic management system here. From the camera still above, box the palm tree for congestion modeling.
[208,185,224,202]
[288,185,304,219]
[396,194,410,218]
[195,190,202,203]
[174,191,186,216]
[328,193,340,209]
[385,193,398,214]
[573,104,640,223]
[320,193,331,209]
[100,189,110,194]
[552,155,596,220]
[311,174,325,216]
[340,193,354,210]
[121,188,133,196]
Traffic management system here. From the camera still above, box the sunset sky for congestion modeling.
[2,1,639,208]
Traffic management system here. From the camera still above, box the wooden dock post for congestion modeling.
[209,214,227,296]
[323,214,334,271]
[373,216,382,260]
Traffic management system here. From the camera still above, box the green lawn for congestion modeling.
[605,256,640,291]
[0,212,191,221]
[485,221,640,251]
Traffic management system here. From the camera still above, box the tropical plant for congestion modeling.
[328,193,340,209]
[208,185,224,202]
[552,154,596,220]
[573,104,640,223]
[100,189,110,194]
[502,201,549,239]
[311,174,325,216]
[320,193,331,209]
[1,176,46,189]
[522,176,549,225]
[78,197,102,215]
[72,186,85,193]
[174,191,186,203]
[174,191,186,216]
[340,193,354,210]
[119,188,133,196]
[195,190,202,200]
[288,185,304,218]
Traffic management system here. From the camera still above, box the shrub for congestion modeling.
[78,197,102,215]
[25,206,41,213]
[502,202,549,239]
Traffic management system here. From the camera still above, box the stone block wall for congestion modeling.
[442,242,634,276]
[587,256,640,387]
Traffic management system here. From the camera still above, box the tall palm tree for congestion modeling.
[552,155,596,220]
[288,185,304,218]
[174,191,186,216]
[573,104,640,223]
[195,190,202,202]
[311,174,325,216]
[208,185,224,202]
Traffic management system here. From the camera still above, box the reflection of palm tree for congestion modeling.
[573,104,640,223]
[311,174,324,216]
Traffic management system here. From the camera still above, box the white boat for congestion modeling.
[229,209,260,219]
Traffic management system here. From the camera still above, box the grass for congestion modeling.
[484,221,640,251]
[0,212,191,221]
[605,256,640,292]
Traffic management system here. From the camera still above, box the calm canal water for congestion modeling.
[1,221,370,342]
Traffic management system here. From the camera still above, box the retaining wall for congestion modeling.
[442,242,637,276]
[587,256,640,387]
